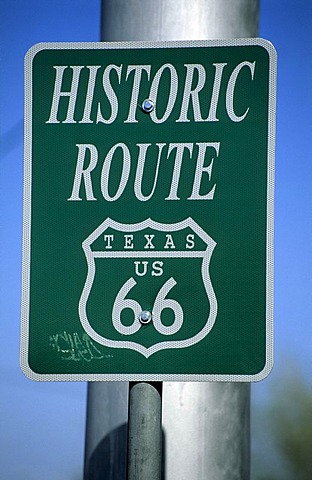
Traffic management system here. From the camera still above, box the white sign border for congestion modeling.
[21,38,276,382]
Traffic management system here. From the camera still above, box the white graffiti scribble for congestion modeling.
[49,331,106,363]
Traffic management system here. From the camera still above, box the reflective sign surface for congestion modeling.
[21,39,276,381]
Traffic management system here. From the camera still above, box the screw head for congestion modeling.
[139,310,152,325]
[141,99,155,113]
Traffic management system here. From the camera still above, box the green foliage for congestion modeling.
[252,364,312,480]
[270,373,312,480]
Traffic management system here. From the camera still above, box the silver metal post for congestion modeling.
[84,1,259,478]
[84,382,128,479]
[101,0,259,41]
[127,383,162,480]
[163,382,250,479]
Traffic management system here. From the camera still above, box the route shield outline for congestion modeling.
[79,217,217,358]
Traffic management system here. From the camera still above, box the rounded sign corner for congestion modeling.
[25,42,49,64]
[256,37,277,61]
[250,357,274,383]
[20,359,43,382]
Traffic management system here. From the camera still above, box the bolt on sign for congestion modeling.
[21,39,276,382]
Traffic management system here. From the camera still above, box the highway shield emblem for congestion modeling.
[79,217,217,357]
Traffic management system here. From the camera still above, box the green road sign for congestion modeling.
[21,39,276,382]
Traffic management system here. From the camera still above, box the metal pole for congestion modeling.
[101,0,258,41]
[84,1,259,478]
[163,382,250,479]
[84,382,128,479]
[127,382,162,480]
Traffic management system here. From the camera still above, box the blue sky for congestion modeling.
[1,1,312,478]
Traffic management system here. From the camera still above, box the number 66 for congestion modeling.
[112,277,183,336]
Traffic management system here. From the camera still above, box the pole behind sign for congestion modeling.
[84,0,268,479]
